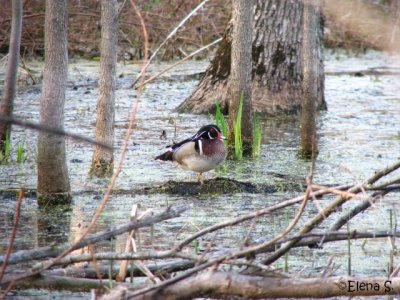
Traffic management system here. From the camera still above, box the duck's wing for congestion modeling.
[155,130,205,161]
[172,140,204,164]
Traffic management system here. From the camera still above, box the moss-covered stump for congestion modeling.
[142,177,297,196]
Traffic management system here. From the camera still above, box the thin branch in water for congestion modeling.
[88,244,103,286]
[0,189,23,298]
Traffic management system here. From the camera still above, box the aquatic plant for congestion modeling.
[284,211,289,272]
[215,95,262,160]
[252,113,262,158]
[16,142,24,163]
[233,94,243,160]
[214,101,227,144]
[347,223,352,276]
[193,239,199,255]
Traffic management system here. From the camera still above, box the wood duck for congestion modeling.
[155,124,227,183]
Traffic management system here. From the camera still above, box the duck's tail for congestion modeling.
[155,151,174,161]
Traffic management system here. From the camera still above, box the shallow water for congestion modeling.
[0,50,400,298]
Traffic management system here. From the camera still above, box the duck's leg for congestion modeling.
[197,173,204,185]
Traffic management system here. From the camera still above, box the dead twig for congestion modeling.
[135,37,222,89]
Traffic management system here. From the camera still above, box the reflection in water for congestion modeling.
[37,203,72,247]
[0,193,38,253]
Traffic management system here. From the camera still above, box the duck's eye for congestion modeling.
[208,128,218,138]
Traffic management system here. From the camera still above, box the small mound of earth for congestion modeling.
[143,177,279,196]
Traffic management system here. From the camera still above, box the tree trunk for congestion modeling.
[37,0,71,205]
[89,0,117,177]
[0,0,23,151]
[299,0,320,157]
[228,0,253,157]
[177,0,326,115]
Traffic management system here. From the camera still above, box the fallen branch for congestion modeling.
[122,180,313,298]
[101,271,400,299]
[9,273,133,292]
[0,206,187,267]
[261,160,400,265]
[44,259,196,279]
[173,183,353,252]
[23,230,400,268]
[330,191,386,231]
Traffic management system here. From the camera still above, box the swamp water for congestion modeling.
[0,50,399,299]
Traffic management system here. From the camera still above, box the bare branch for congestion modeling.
[44,259,196,279]
[261,160,400,265]
[135,37,222,89]
[0,206,187,268]
[131,0,210,86]
[0,115,113,150]
[173,183,353,251]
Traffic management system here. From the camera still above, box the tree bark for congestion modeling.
[177,0,326,115]
[90,0,117,177]
[37,0,71,205]
[299,0,320,157]
[0,0,22,151]
[228,0,253,157]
